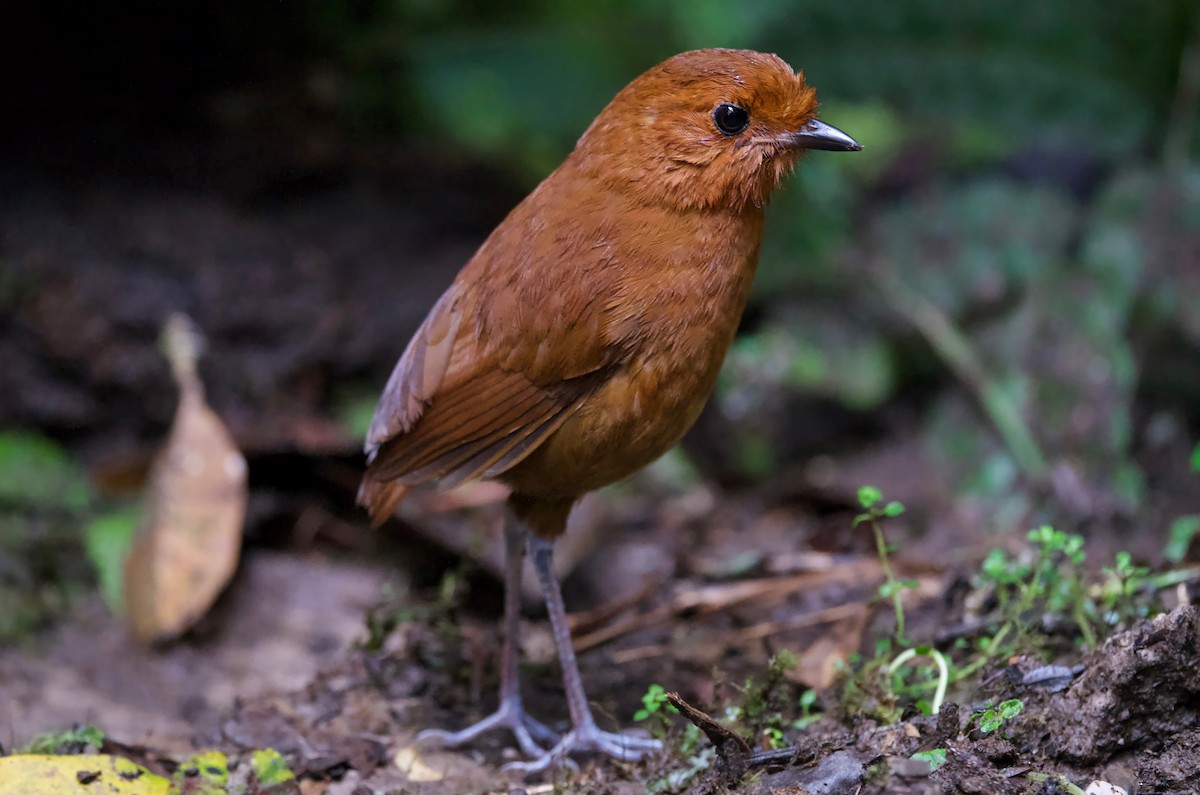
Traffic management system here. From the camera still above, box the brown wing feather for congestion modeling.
[368,368,577,483]
[360,184,639,525]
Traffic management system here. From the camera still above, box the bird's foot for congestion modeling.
[500,723,662,775]
[417,699,559,759]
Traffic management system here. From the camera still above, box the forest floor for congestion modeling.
[4,471,1200,795]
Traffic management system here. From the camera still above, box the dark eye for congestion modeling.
[713,103,750,135]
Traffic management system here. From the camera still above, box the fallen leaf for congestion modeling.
[394,747,445,782]
[172,750,228,794]
[124,313,248,643]
[1085,782,1127,795]
[0,754,171,795]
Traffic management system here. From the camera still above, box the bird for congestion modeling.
[359,47,861,773]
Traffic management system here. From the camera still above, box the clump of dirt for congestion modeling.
[1013,602,1200,791]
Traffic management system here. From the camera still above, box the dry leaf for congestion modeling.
[124,314,248,643]
[393,747,445,782]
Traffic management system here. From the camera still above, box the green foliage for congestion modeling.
[309,0,1193,171]
[0,431,92,513]
[1166,515,1200,564]
[0,432,102,641]
[961,527,1162,685]
[250,748,295,784]
[84,508,140,614]
[20,726,105,755]
[855,487,913,642]
[633,683,676,722]
[974,526,1097,651]
[974,698,1024,734]
[736,651,802,748]
[792,688,822,730]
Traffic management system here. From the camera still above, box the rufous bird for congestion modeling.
[359,48,861,773]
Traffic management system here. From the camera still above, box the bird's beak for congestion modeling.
[788,119,862,152]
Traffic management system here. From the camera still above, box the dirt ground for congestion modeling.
[3,475,1200,794]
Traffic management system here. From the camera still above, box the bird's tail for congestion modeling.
[357,476,410,528]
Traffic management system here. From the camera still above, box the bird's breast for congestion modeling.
[501,210,762,499]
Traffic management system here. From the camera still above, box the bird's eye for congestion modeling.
[713,103,750,135]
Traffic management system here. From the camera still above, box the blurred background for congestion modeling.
[1,0,1198,748]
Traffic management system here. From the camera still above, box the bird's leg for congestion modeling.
[502,533,662,775]
[418,517,559,757]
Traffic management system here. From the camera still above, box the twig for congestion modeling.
[567,571,669,635]
[572,564,878,654]
[730,601,869,645]
[666,692,751,785]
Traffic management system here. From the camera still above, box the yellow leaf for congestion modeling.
[172,750,228,793]
[249,749,294,784]
[0,754,171,795]
[394,747,444,782]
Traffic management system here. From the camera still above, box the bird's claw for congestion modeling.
[500,725,662,776]
[417,700,559,759]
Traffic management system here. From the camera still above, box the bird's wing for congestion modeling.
[362,226,631,499]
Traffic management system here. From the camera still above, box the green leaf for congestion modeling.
[996,698,1024,720]
[0,431,93,512]
[84,507,141,614]
[883,501,906,517]
[858,486,882,509]
[1192,443,1200,473]
[1165,515,1200,563]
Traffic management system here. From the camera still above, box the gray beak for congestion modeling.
[790,119,862,152]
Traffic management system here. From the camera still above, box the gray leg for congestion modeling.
[418,517,558,757]
[502,533,661,775]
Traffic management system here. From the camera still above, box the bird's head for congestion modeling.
[574,48,860,211]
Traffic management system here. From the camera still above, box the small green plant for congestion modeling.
[21,726,105,755]
[83,507,140,614]
[762,725,786,749]
[737,651,799,748]
[1165,515,1200,563]
[634,683,675,721]
[968,525,1098,672]
[1165,444,1200,562]
[1098,551,1151,626]
[888,646,949,715]
[973,698,1024,734]
[792,688,822,730]
[633,682,681,746]
[855,486,914,642]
